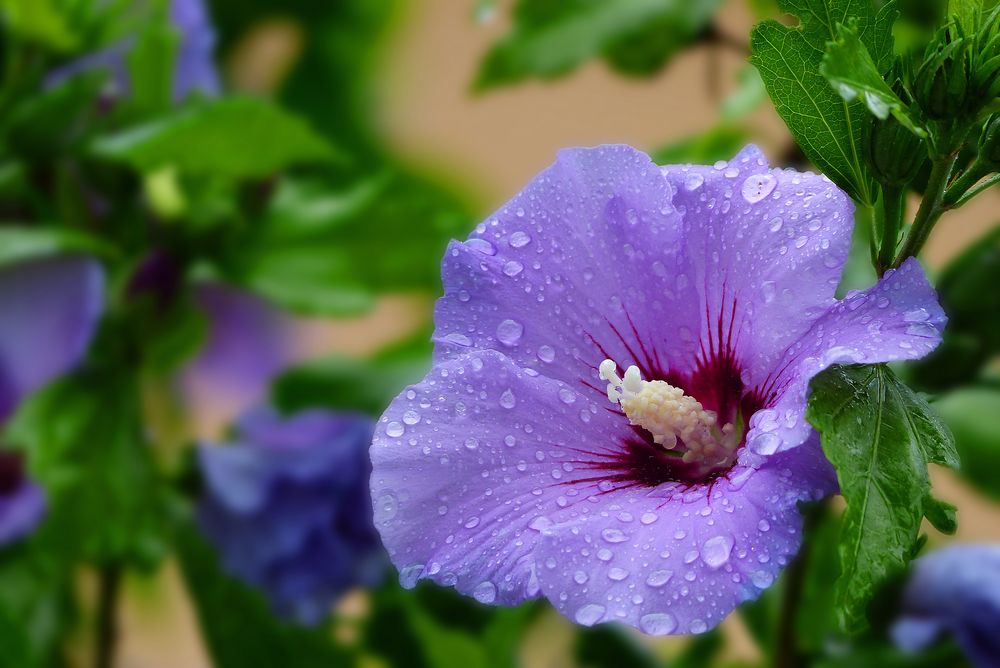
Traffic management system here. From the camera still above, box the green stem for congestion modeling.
[947,171,1000,209]
[94,564,122,668]
[876,185,905,276]
[892,154,958,267]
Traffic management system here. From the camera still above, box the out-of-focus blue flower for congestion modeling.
[47,0,220,101]
[892,544,1000,668]
[0,255,105,547]
[197,406,384,625]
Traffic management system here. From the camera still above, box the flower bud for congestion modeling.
[865,112,928,186]
[979,114,1000,166]
[914,35,972,119]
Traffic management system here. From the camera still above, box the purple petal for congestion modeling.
[169,0,220,100]
[744,258,945,455]
[433,145,701,386]
[659,145,855,388]
[0,480,46,546]
[0,256,104,419]
[185,284,291,403]
[535,438,834,633]
[370,348,836,628]
[892,544,1000,668]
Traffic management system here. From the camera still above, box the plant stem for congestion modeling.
[94,564,122,668]
[876,185,905,276]
[892,154,958,267]
[942,160,991,207]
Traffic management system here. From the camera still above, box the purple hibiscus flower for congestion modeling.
[47,0,220,101]
[198,406,384,625]
[370,145,946,635]
[892,544,1000,668]
[0,255,105,546]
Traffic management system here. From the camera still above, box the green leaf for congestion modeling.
[909,226,1000,391]
[273,329,431,415]
[0,226,112,267]
[177,526,353,668]
[806,364,958,632]
[0,0,77,51]
[4,73,106,161]
[934,387,1000,500]
[5,363,170,568]
[475,0,722,91]
[750,0,898,204]
[125,10,180,116]
[650,125,752,165]
[821,22,926,137]
[90,97,339,179]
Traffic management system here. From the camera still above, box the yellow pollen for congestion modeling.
[599,360,738,466]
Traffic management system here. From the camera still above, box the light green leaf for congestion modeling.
[0,0,77,51]
[806,364,958,632]
[90,97,339,179]
[821,22,926,137]
[125,11,180,116]
[650,125,752,165]
[475,0,722,90]
[934,387,1000,500]
[750,0,898,204]
[0,226,112,267]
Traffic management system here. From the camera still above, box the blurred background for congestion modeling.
[1,0,998,666]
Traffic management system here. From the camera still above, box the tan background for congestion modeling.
[112,1,1000,665]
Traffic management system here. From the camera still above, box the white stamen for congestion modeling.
[599,359,740,468]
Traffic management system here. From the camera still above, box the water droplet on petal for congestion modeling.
[509,231,531,248]
[558,388,576,404]
[537,345,555,363]
[500,389,516,409]
[702,535,734,569]
[742,174,777,203]
[574,603,606,626]
[473,581,497,603]
[503,260,524,277]
[496,319,524,346]
[386,422,404,438]
[402,410,420,425]
[466,238,495,255]
[684,173,705,191]
[601,528,628,543]
[646,570,673,587]
[640,612,677,635]
[690,619,708,634]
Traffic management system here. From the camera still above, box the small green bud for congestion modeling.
[979,114,1000,166]
[914,35,972,119]
[865,75,927,186]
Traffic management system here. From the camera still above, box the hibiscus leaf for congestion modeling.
[750,0,898,205]
[0,226,113,267]
[474,0,722,91]
[934,387,1000,501]
[821,22,927,137]
[177,526,354,668]
[90,97,340,179]
[909,227,1000,391]
[806,363,958,633]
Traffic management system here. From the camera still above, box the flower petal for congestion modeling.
[660,145,855,387]
[745,258,945,455]
[533,437,835,634]
[0,481,46,546]
[0,256,104,419]
[433,145,700,386]
[371,348,631,605]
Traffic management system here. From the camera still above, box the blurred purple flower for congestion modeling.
[47,0,220,101]
[0,255,105,546]
[892,544,1000,668]
[370,145,945,635]
[186,284,292,401]
[198,406,383,625]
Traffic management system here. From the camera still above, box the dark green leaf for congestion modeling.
[922,496,957,534]
[5,363,170,568]
[806,364,958,632]
[0,226,113,267]
[934,387,1000,500]
[177,526,353,668]
[4,73,106,161]
[650,125,752,165]
[125,11,180,116]
[0,0,77,51]
[475,0,722,90]
[750,0,898,204]
[90,97,339,179]
[273,329,431,415]
[821,21,926,136]
[909,227,1000,391]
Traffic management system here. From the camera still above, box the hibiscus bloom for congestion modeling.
[370,145,945,634]
[198,407,383,625]
[0,255,105,546]
[892,544,1000,667]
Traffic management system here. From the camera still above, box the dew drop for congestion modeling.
[503,260,524,277]
[473,581,497,603]
[386,422,404,438]
[601,528,628,543]
[466,238,495,255]
[690,619,708,634]
[640,612,677,635]
[402,410,420,425]
[646,570,673,587]
[496,319,524,346]
[537,345,556,363]
[684,173,705,191]
[574,603,606,626]
[702,535,734,569]
[500,389,517,409]
[608,567,629,581]
[509,231,531,248]
[574,570,589,584]
[742,174,777,203]
[558,388,576,404]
